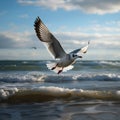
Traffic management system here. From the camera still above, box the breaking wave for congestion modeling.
[0,72,120,83]
[0,86,120,104]
[0,60,120,104]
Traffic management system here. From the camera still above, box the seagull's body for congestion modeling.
[34,17,90,74]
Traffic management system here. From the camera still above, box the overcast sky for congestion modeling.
[0,0,120,60]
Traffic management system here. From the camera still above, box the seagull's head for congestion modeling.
[70,53,82,60]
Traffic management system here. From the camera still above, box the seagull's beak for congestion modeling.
[78,55,82,58]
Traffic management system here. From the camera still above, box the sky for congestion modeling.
[0,0,120,60]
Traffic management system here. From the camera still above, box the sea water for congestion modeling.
[0,60,120,120]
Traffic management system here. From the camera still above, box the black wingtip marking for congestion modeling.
[34,16,41,27]
[34,16,43,41]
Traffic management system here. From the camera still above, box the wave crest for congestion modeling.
[0,72,120,83]
[0,86,120,104]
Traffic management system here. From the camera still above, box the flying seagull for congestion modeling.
[34,17,90,74]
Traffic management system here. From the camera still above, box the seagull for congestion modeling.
[34,17,90,74]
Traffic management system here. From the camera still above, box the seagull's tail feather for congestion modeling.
[46,62,57,70]
[63,65,74,72]
[46,62,61,73]
[46,62,74,74]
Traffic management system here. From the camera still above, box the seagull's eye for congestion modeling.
[72,54,76,58]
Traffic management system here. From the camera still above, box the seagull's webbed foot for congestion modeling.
[57,70,63,74]
[51,66,56,70]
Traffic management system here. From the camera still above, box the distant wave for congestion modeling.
[99,60,120,66]
[0,60,120,104]
[0,86,120,104]
[0,60,120,71]
[0,72,120,83]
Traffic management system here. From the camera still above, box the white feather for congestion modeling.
[46,62,62,73]
[46,62,74,73]
[63,65,74,72]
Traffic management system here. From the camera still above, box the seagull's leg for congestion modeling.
[51,66,56,70]
[57,68,63,74]
[51,64,58,70]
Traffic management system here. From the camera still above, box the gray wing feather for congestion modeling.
[34,17,66,59]
[70,48,81,54]
[70,41,90,54]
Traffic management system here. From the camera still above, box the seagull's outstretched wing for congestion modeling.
[34,17,66,59]
[70,41,90,55]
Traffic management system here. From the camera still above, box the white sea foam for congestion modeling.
[33,86,114,99]
[0,86,120,103]
[0,88,18,100]
[99,61,120,66]
[36,86,84,96]
[0,72,120,84]
[116,91,120,95]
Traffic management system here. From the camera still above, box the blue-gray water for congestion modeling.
[0,60,120,120]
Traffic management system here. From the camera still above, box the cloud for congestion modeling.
[77,20,120,34]
[0,30,119,60]
[54,31,120,50]
[0,29,119,50]
[18,0,120,14]
[0,31,37,48]
[0,33,15,48]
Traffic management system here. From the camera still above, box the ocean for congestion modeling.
[0,60,120,120]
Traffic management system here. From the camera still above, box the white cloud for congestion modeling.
[54,31,120,50]
[0,29,119,49]
[18,0,120,14]
[0,31,37,48]
[0,29,119,60]
[90,25,120,33]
